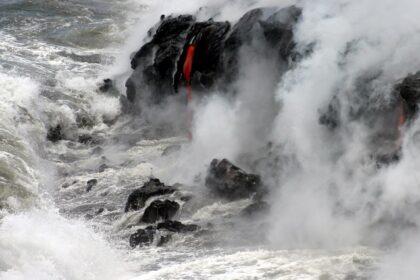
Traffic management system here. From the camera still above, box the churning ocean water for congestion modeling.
[2,0,420,279]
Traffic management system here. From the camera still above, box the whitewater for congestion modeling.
[1,0,420,279]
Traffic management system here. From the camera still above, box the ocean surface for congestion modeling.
[1,0,420,279]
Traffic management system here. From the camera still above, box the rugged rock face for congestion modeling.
[125,6,301,103]
[205,159,262,200]
[126,15,195,103]
[125,178,176,212]
[173,21,231,92]
[141,199,180,223]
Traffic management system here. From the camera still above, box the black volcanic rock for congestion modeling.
[129,227,155,248]
[126,15,195,103]
[157,220,199,233]
[396,72,420,121]
[125,178,176,212]
[47,125,63,142]
[173,20,231,92]
[86,179,98,192]
[141,200,180,223]
[125,6,301,104]
[205,159,261,200]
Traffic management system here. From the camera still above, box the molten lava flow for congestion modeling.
[183,44,196,141]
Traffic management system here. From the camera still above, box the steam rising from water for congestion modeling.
[132,0,420,277]
[2,0,420,278]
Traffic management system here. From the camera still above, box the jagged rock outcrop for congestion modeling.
[126,15,195,103]
[125,6,301,103]
[129,226,155,248]
[125,178,176,212]
[205,159,262,200]
[141,199,180,223]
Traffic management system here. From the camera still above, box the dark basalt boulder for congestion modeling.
[86,179,98,192]
[129,226,155,248]
[141,200,180,223]
[98,78,119,97]
[126,15,195,103]
[205,159,261,200]
[47,124,63,142]
[125,178,176,212]
[157,220,199,233]
[99,78,112,92]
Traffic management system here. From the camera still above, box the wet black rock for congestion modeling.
[98,78,120,97]
[99,79,113,92]
[141,200,180,223]
[396,72,420,121]
[126,15,195,103]
[125,6,301,104]
[86,179,98,192]
[125,178,176,212]
[129,227,155,248]
[47,125,63,142]
[157,220,199,233]
[205,159,261,200]
[173,21,231,92]
[157,234,172,246]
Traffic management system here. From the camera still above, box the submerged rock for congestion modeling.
[47,125,63,142]
[125,178,176,212]
[205,159,261,200]
[129,227,155,248]
[141,199,180,223]
[86,179,98,192]
[157,220,199,233]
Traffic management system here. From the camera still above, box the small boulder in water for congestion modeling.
[99,79,113,92]
[125,178,176,212]
[141,200,180,223]
[129,227,155,248]
[157,220,199,233]
[205,159,261,200]
[47,124,63,142]
[86,179,98,192]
